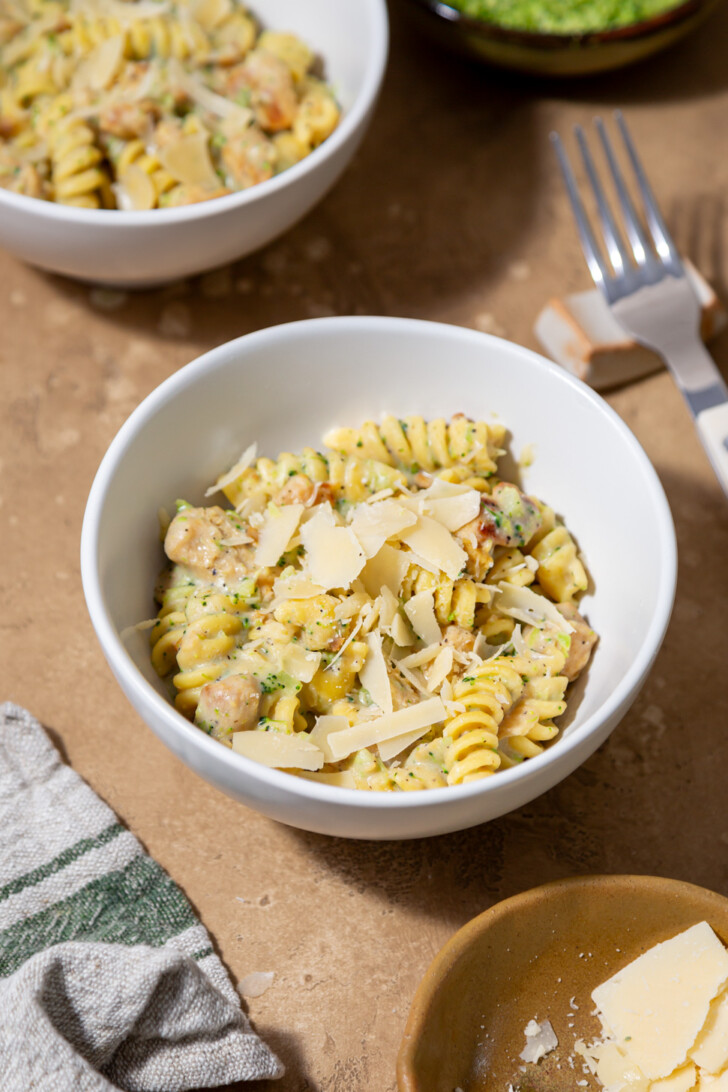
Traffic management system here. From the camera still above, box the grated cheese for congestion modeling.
[327,697,448,762]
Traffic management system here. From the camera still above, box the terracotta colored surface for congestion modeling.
[3,4,728,1090]
[397,875,728,1090]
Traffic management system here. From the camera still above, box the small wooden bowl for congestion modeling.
[400,0,724,77]
[397,875,728,1091]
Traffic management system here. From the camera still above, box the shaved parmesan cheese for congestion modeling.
[359,544,410,599]
[359,632,393,714]
[419,479,481,531]
[238,971,274,999]
[473,632,490,658]
[301,505,366,590]
[524,554,539,572]
[496,583,574,633]
[391,613,415,647]
[297,769,357,788]
[255,504,304,568]
[400,644,442,670]
[404,589,442,646]
[377,586,399,630]
[378,724,431,761]
[309,715,350,762]
[232,730,324,771]
[271,572,326,605]
[391,659,430,698]
[327,698,447,762]
[348,499,416,558]
[520,1019,558,1064]
[206,442,257,497]
[279,644,321,684]
[425,646,454,692]
[400,516,467,581]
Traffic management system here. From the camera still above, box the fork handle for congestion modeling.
[696,402,728,499]
[660,338,728,498]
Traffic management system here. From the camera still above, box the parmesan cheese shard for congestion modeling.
[327,698,447,762]
[690,989,728,1074]
[575,1039,649,1091]
[301,504,366,590]
[404,589,442,646]
[496,583,574,633]
[378,724,430,762]
[348,499,417,558]
[271,572,326,606]
[206,442,257,497]
[519,1018,558,1064]
[359,632,394,714]
[232,730,324,771]
[296,769,357,788]
[399,516,468,581]
[592,922,728,1081]
[359,543,410,599]
[308,715,350,763]
[279,644,321,684]
[425,646,454,692]
[255,503,304,568]
[390,612,415,648]
[418,479,481,531]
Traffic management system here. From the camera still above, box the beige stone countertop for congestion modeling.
[3,4,728,1090]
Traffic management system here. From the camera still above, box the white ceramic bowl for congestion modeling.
[81,316,677,839]
[0,0,388,287]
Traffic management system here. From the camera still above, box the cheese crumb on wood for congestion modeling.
[237,971,274,999]
[520,1018,558,1063]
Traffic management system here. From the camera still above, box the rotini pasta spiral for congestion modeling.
[48,115,111,207]
[324,413,505,477]
[443,658,524,784]
[531,525,588,602]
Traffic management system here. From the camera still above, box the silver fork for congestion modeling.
[552,112,728,498]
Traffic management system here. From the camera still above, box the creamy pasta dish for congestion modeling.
[149,415,597,791]
[0,0,339,209]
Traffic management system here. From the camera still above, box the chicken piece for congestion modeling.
[443,624,475,653]
[224,48,297,132]
[275,472,315,507]
[195,674,261,740]
[97,99,159,140]
[164,505,254,584]
[0,163,46,198]
[557,601,598,682]
[219,123,275,189]
[479,482,543,548]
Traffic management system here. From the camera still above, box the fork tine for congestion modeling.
[595,117,660,278]
[614,110,683,273]
[574,124,633,281]
[550,131,611,297]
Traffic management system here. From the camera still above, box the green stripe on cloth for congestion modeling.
[0,856,197,977]
[0,822,125,904]
[190,946,215,962]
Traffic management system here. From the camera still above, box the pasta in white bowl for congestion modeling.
[81,316,676,839]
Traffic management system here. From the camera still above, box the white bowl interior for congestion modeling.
[84,317,676,836]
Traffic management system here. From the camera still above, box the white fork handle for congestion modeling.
[696,403,728,499]
[658,337,728,499]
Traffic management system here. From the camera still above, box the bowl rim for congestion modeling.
[396,873,728,1088]
[407,0,710,45]
[0,0,389,226]
[81,315,677,810]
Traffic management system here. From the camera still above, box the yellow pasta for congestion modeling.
[0,0,340,209]
[147,415,597,790]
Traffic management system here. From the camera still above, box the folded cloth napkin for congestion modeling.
[0,702,283,1091]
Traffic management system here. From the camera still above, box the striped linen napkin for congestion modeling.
[0,702,283,1091]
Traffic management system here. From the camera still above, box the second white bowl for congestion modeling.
[0,0,388,286]
[81,316,676,838]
